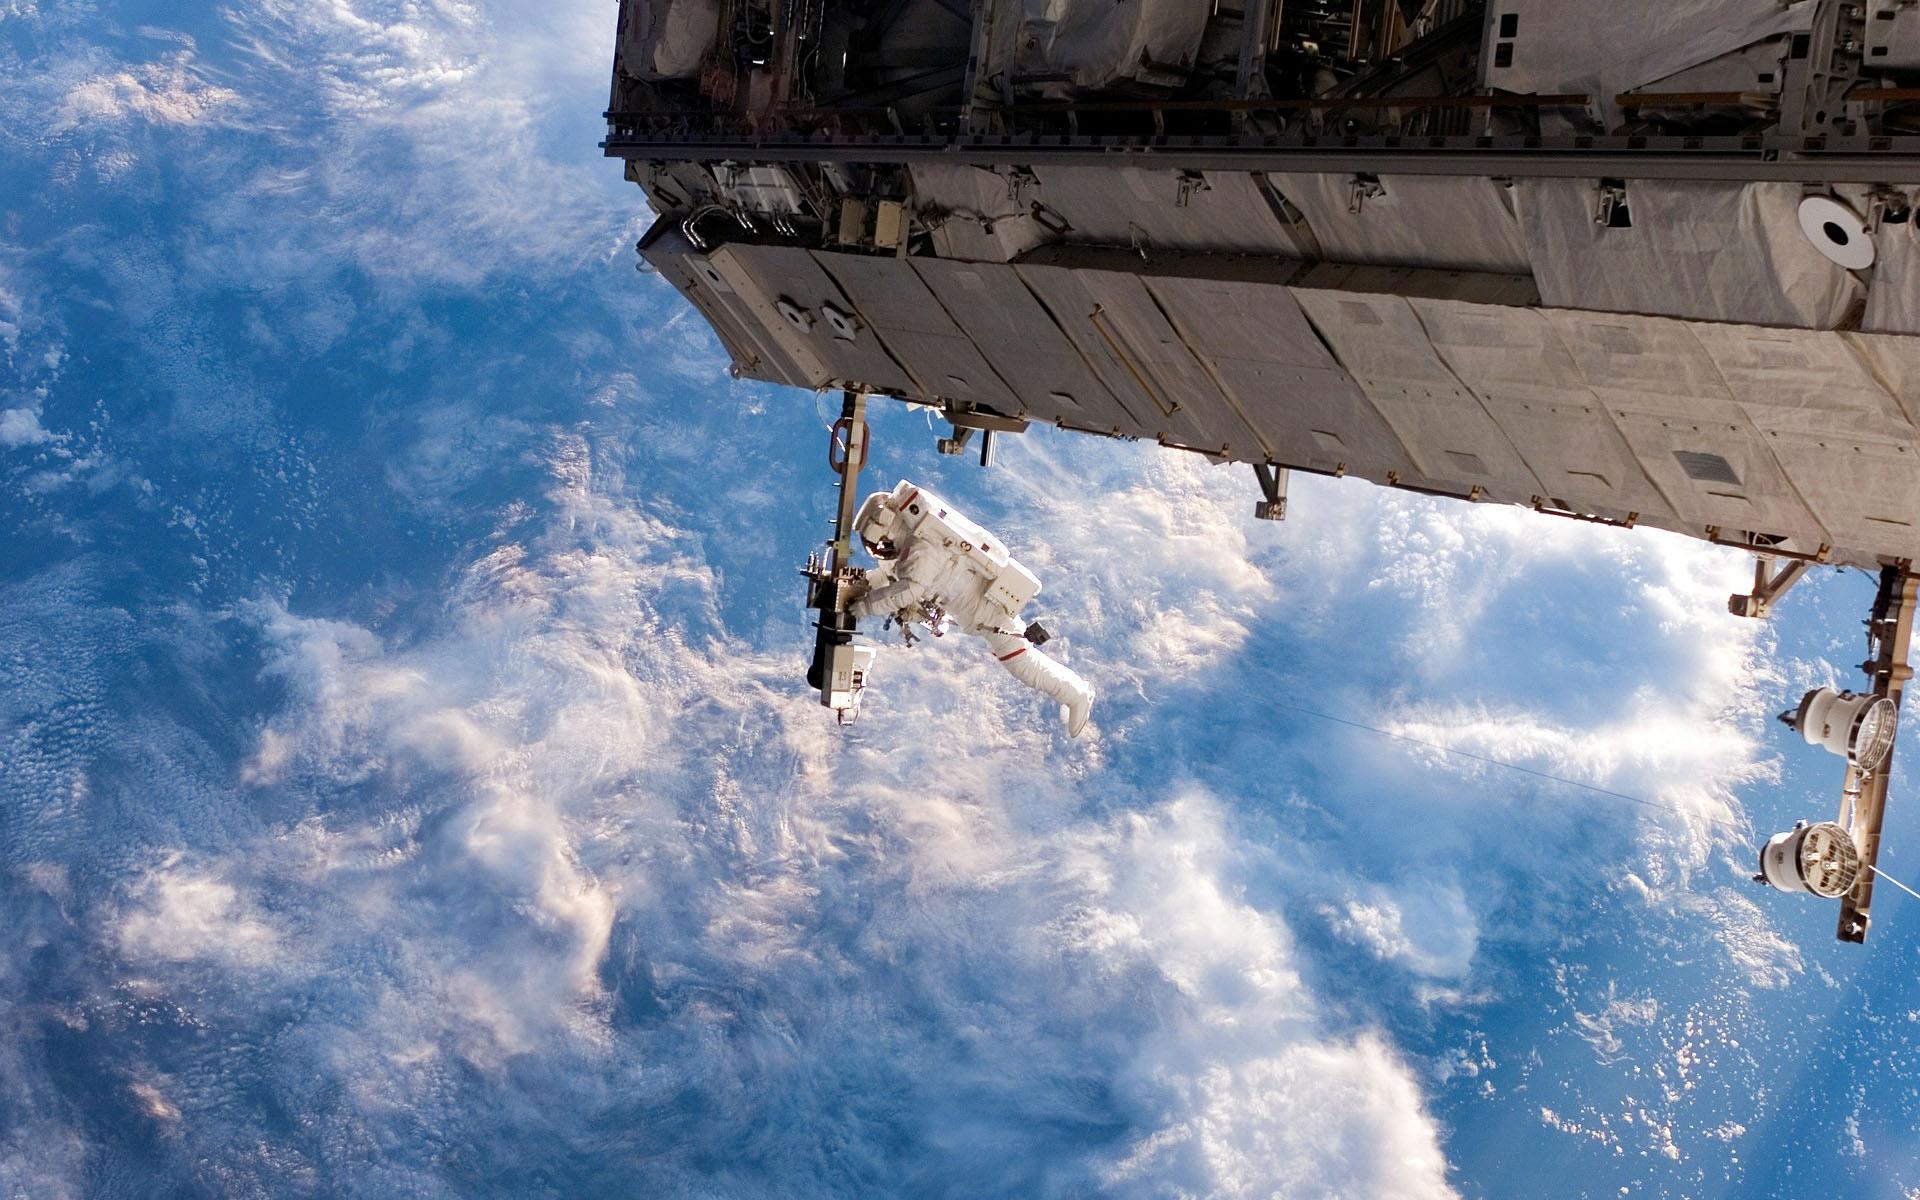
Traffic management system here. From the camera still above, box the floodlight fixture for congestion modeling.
[1780,687,1899,773]
[1756,820,1862,898]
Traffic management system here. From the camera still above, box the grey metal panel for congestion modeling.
[1690,323,1916,443]
[1478,0,1809,114]
[1287,261,1540,306]
[1014,262,1264,455]
[1864,223,1920,335]
[652,256,779,381]
[1065,268,1265,455]
[909,257,1135,431]
[1846,332,1920,432]
[1028,166,1312,256]
[643,233,830,387]
[1517,178,1860,330]
[1265,173,1531,274]
[1543,309,1744,422]
[1144,274,1412,473]
[1483,400,1669,521]
[1411,300,1588,402]
[1545,306,1829,536]
[1412,301,1672,520]
[1711,329,1920,554]
[909,164,1048,263]
[1017,242,1306,284]
[1292,289,1541,499]
[710,244,921,394]
[811,251,1023,410]
[1760,435,1920,558]
[1609,409,1829,541]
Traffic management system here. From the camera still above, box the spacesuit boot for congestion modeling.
[982,629,1094,737]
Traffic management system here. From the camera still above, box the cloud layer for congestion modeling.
[4,0,1904,1196]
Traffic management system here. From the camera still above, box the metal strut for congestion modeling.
[1252,462,1289,521]
[1837,566,1919,943]
[804,390,874,720]
[1728,555,1814,619]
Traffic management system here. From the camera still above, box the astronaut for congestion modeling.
[847,480,1095,737]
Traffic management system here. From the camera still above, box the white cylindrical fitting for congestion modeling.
[1758,821,1862,898]
[1788,687,1898,772]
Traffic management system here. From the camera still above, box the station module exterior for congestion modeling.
[604,0,1920,942]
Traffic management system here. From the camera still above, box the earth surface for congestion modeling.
[4,3,1920,1197]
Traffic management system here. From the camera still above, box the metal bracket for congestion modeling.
[1593,178,1631,227]
[1837,566,1919,942]
[940,406,1029,434]
[1779,0,1867,134]
[1867,185,1914,230]
[807,390,874,721]
[935,424,998,464]
[939,407,1024,464]
[1347,173,1386,214]
[1253,462,1289,521]
[936,425,975,456]
[1175,170,1212,208]
[958,0,1000,135]
[1234,0,1275,108]
[1728,555,1814,619]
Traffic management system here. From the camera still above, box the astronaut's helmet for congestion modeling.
[854,490,899,556]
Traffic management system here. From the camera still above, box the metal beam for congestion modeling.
[604,134,1920,183]
[1838,567,1919,943]
[1728,556,1814,619]
[1234,0,1276,104]
[1252,462,1289,521]
[827,65,967,109]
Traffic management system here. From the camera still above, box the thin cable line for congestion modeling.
[1871,863,1920,904]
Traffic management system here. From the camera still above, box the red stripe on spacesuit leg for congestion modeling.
[998,647,1027,661]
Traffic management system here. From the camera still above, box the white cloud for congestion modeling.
[54,54,239,129]
[169,429,1466,1195]
[116,857,284,968]
[208,0,647,285]
[1083,796,1456,1199]
[1571,983,1659,1061]
[1332,878,1480,980]
[0,269,20,354]
[0,407,50,448]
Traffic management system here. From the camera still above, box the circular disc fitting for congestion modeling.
[1798,195,1876,270]
[1797,821,1862,898]
[1851,694,1899,773]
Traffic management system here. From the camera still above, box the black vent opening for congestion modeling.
[1674,450,1742,486]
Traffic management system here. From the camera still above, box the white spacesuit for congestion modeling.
[848,480,1095,737]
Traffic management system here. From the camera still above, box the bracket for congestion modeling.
[938,407,1025,464]
[1175,170,1212,208]
[1728,555,1813,619]
[807,390,874,720]
[1253,462,1290,521]
[1347,173,1386,214]
[1778,0,1867,135]
[1593,178,1631,228]
[1837,567,1919,942]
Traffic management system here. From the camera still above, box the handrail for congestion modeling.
[1615,89,1776,109]
[976,93,1590,114]
[1087,306,1180,419]
[607,92,1593,124]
